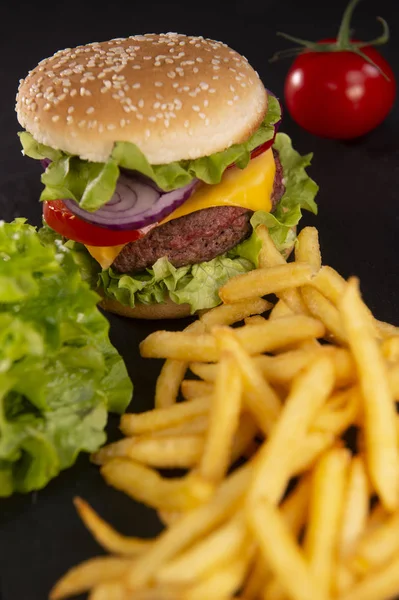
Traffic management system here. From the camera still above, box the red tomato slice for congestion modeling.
[43,200,150,246]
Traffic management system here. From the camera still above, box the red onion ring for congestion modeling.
[63,174,199,231]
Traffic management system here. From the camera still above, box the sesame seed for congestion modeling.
[148,116,156,123]
[132,83,141,89]
[203,99,209,107]
[234,95,240,101]
[136,113,143,120]
[101,87,109,94]
[154,81,163,87]
[153,102,161,109]
[66,115,74,124]
[145,128,151,138]
[192,105,200,112]
[43,103,51,111]
[209,88,216,94]
[205,118,210,126]
[138,99,144,108]
[164,119,170,128]
[172,82,179,89]
[193,67,199,74]
[107,123,116,130]
[167,71,176,79]
[184,120,190,128]
[67,106,74,114]
[132,65,141,69]
[86,106,95,114]
[120,119,126,127]
[155,93,163,100]
[78,120,86,127]
[230,85,235,92]
[104,80,112,88]
[199,112,206,119]
[199,82,209,90]
[227,100,233,106]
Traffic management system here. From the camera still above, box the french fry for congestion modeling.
[101,458,212,512]
[248,356,334,505]
[212,327,281,435]
[269,298,294,320]
[311,265,347,306]
[180,379,214,400]
[125,462,253,589]
[149,415,209,438]
[199,351,242,484]
[94,436,204,469]
[183,541,254,600]
[219,262,316,304]
[311,387,361,436]
[303,447,350,599]
[155,360,189,409]
[338,456,369,559]
[340,553,399,600]
[281,475,312,536]
[140,315,326,361]
[301,285,347,344]
[242,553,270,600]
[381,335,399,362]
[73,498,152,556]
[375,319,399,339]
[340,278,399,511]
[50,556,132,600]
[120,397,210,435]
[256,224,309,315]
[230,412,259,464]
[157,510,182,527]
[155,321,205,408]
[244,315,267,326]
[88,581,128,600]
[351,510,399,575]
[295,226,322,270]
[249,499,324,600]
[389,364,399,399]
[156,514,247,583]
[200,297,272,330]
[292,431,336,475]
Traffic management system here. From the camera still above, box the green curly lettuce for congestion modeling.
[0,219,133,496]
[53,132,318,315]
[18,95,281,211]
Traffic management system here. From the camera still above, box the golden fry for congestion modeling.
[244,315,267,326]
[295,226,322,270]
[301,285,347,344]
[180,379,214,400]
[73,498,152,556]
[249,356,334,505]
[269,298,294,320]
[338,456,369,559]
[156,515,247,583]
[352,511,399,575]
[155,360,188,409]
[249,499,324,600]
[292,431,336,475]
[219,262,316,304]
[120,397,210,435]
[125,462,253,589]
[340,278,399,511]
[50,556,132,600]
[101,458,212,512]
[200,297,272,329]
[303,447,350,598]
[199,351,242,484]
[340,553,399,600]
[212,327,281,435]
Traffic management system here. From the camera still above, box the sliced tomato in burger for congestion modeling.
[43,200,148,246]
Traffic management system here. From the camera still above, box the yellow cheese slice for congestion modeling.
[160,148,275,223]
[86,149,276,269]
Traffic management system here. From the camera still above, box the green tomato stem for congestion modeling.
[336,0,363,48]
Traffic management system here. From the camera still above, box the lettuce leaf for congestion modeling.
[0,219,133,496]
[18,95,281,211]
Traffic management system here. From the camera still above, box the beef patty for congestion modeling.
[112,150,285,274]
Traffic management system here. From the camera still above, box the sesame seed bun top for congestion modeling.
[16,33,268,165]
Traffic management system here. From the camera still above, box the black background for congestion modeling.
[1,0,399,598]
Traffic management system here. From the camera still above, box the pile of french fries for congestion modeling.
[51,225,399,600]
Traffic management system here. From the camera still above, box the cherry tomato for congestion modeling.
[284,40,396,139]
[43,200,148,246]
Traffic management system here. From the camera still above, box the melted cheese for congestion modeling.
[86,243,126,269]
[86,149,276,269]
[161,148,275,223]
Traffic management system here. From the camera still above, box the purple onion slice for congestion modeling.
[63,174,199,231]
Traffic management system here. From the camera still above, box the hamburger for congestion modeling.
[16,32,318,319]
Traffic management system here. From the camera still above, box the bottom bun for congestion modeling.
[98,294,193,320]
